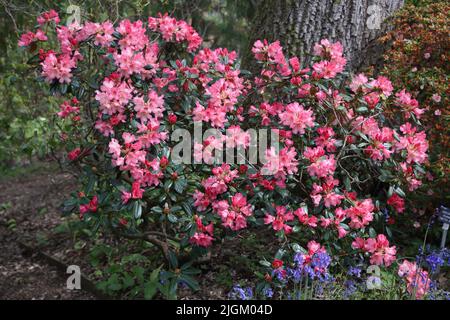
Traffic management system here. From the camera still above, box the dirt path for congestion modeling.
[0,227,95,299]
[0,164,95,300]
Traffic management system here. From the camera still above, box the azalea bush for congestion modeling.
[19,10,443,299]
[377,1,449,217]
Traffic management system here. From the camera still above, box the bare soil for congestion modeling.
[0,163,95,299]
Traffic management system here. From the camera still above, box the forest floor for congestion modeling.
[0,162,95,299]
[0,161,274,300]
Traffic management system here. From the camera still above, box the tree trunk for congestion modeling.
[245,0,404,72]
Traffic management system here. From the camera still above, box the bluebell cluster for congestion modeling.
[228,284,253,300]
[413,246,450,300]
[293,251,333,281]
[417,247,450,273]
[343,279,358,298]
[304,252,333,282]
[262,287,274,298]
[347,266,362,278]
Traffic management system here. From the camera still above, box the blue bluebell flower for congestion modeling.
[347,266,362,278]
[263,287,273,298]
[229,285,253,300]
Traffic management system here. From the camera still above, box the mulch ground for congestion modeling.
[0,164,95,299]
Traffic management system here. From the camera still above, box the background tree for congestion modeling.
[245,0,404,71]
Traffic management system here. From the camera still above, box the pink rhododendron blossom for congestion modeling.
[57,99,80,118]
[350,73,368,93]
[264,205,294,234]
[396,126,428,164]
[279,102,315,135]
[225,126,251,148]
[369,76,394,97]
[95,77,133,116]
[262,147,298,177]
[315,127,337,152]
[303,147,336,178]
[18,30,48,47]
[346,198,375,229]
[148,13,202,52]
[398,260,430,299]
[352,234,396,267]
[387,193,405,213]
[395,89,425,119]
[37,10,60,25]
[213,193,253,231]
[294,207,318,228]
[312,40,346,79]
[310,177,344,208]
[41,53,76,83]
[133,90,165,122]
[190,216,214,247]
[252,40,288,71]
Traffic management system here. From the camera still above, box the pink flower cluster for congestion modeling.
[108,132,164,189]
[395,89,424,119]
[352,234,397,267]
[193,76,244,128]
[264,205,319,235]
[398,260,430,299]
[350,74,394,109]
[190,216,214,247]
[357,117,394,161]
[312,39,347,79]
[18,30,48,47]
[37,9,60,25]
[311,177,344,208]
[57,98,80,119]
[41,52,77,84]
[264,205,295,234]
[303,147,336,178]
[279,102,315,135]
[345,198,375,229]
[194,165,255,233]
[252,40,291,76]
[213,193,253,231]
[148,13,202,52]
[81,21,114,47]
[262,147,298,179]
[396,123,428,165]
[387,193,405,213]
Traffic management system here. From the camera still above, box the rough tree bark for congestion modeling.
[245,0,404,72]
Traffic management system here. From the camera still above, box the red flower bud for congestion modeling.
[160,156,169,169]
[68,148,81,161]
[168,113,177,124]
[239,164,248,174]
[272,259,283,269]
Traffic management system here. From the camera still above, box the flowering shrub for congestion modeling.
[20,10,438,299]
[377,2,449,215]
